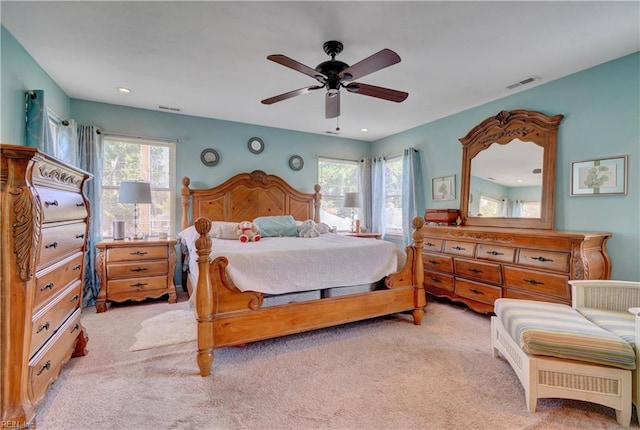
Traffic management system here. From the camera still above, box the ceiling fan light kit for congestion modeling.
[262,40,408,119]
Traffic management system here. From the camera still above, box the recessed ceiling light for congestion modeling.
[361,128,368,132]
[118,87,132,93]
[517,179,524,183]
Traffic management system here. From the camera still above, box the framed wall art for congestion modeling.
[432,174,456,201]
[570,155,628,196]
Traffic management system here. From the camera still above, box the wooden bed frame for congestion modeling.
[181,170,426,377]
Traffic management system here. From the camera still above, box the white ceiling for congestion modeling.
[2,1,639,142]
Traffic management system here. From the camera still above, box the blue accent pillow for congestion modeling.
[253,215,299,237]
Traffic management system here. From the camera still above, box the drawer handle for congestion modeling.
[44,200,58,206]
[131,282,147,288]
[487,250,504,256]
[36,321,50,333]
[37,360,51,376]
[73,264,82,270]
[452,246,466,251]
[70,294,79,302]
[130,251,148,256]
[531,256,553,263]
[45,241,58,249]
[469,288,484,295]
[524,278,544,286]
[41,282,54,291]
[71,324,80,333]
[75,233,85,239]
[426,242,436,247]
[430,277,442,283]
[427,260,440,265]
[76,201,85,207]
[131,267,148,272]
[469,268,483,274]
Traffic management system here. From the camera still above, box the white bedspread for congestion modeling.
[183,234,405,295]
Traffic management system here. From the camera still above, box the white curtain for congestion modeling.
[56,119,78,165]
[402,148,425,245]
[371,157,386,238]
[359,158,373,231]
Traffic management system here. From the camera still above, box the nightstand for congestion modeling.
[343,232,382,239]
[95,238,178,312]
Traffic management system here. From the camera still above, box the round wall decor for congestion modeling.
[248,137,264,154]
[200,148,220,166]
[288,155,304,171]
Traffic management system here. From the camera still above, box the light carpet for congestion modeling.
[129,305,196,351]
[35,298,638,430]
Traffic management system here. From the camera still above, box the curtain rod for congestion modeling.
[103,132,184,144]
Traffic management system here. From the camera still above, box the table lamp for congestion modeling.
[343,192,362,233]
[118,181,152,240]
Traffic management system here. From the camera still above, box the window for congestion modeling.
[101,137,175,239]
[317,157,360,232]
[522,201,541,218]
[478,195,501,217]
[385,156,403,235]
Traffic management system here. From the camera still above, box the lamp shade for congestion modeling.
[118,181,152,204]
[343,192,362,208]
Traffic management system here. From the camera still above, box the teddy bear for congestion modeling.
[297,219,320,238]
[236,220,261,242]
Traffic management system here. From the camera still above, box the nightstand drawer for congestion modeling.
[107,260,168,279]
[107,245,167,262]
[107,276,167,294]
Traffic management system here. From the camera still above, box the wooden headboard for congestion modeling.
[181,170,321,230]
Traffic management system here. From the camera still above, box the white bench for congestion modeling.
[491,280,640,427]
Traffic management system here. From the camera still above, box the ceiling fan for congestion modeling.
[261,40,408,119]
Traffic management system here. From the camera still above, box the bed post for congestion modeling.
[194,217,215,376]
[410,216,426,325]
[181,177,191,231]
[313,184,321,224]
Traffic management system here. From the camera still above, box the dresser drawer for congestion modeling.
[455,279,502,305]
[443,240,476,257]
[423,252,453,273]
[504,288,571,305]
[423,238,444,253]
[34,252,83,312]
[454,258,502,285]
[503,266,570,299]
[107,260,168,279]
[423,270,454,292]
[37,222,87,270]
[36,186,87,223]
[28,310,82,404]
[476,244,516,264]
[107,245,168,262]
[107,275,168,294]
[517,249,570,273]
[30,281,82,356]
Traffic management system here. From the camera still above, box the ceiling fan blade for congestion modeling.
[345,83,408,103]
[325,92,340,118]
[261,86,323,105]
[267,54,327,81]
[339,49,401,81]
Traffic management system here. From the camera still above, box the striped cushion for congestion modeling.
[576,307,636,348]
[495,298,636,370]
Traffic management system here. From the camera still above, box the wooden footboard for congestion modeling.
[193,216,426,377]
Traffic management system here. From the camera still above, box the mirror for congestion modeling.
[459,110,564,230]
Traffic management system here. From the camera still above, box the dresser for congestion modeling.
[1,144,91,427]
[95,238,178,312]
[421,225,611,313]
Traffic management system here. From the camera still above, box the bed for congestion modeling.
[180,170,426,377]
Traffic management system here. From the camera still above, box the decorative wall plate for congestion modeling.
[288,155,304,171]
[200,148,220,166]
[248,137,264,154]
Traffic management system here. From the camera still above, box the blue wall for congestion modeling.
[373,53,640,281]
[2,24,638,281]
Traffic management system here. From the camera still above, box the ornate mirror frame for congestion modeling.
[459,109,564,230]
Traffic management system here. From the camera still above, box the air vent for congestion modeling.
[506,76,540,90]
[158,105,182,112]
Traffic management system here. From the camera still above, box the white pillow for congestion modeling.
[178,221,238,244]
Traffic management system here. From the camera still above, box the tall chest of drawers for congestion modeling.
[421,225,612,313]
[1,144,91,427]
